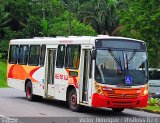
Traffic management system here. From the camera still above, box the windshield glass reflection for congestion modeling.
[95,49,148,85]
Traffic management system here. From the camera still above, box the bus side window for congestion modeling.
[18,45,29,65]
[9,45,19,64]
[56,45,65,68]
[65,45,81,69]
[28,45,40,66]
[40,45,46,66]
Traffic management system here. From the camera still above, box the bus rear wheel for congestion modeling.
[68,89,80,112]
[26,81,42,101]
[112,108,125,112]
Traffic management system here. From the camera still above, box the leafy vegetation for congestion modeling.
[118,0,160,67]
[0,0,96,59]
[145,98,160,113]
[148,98,160,106]
[0,61,7,87]
[0,0,160,68]
[145,106,160,112]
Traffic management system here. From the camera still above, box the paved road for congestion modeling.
[0,88,159,123]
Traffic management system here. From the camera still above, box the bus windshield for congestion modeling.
[95,49,148,86]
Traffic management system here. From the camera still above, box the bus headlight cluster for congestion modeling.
[142,86,148,96]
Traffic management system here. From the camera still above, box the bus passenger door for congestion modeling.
[46,48,56,97]
[81,50,91,103]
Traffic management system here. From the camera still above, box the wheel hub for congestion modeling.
[71,95,77,106]
[27,87,31,97]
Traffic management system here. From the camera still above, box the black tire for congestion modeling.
[68,89,80,112]
[26,81,42,101]
[112,108,125,112]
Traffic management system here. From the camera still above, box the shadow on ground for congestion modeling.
[12,96,138,117]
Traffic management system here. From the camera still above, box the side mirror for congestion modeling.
[91,49,97,60]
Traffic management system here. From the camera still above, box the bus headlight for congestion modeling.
[142,86,148,96]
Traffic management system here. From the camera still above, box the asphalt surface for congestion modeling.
[0,88,159,123]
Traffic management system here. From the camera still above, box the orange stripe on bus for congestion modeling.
[8,64,39,82]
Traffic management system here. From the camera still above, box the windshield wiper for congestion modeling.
[108,48,122,72]
[124,50,137,70]
[128,49,137,64]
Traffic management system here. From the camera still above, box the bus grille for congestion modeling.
[112,101,134,107]
[107,89,140,99]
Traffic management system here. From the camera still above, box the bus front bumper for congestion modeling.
[92,93,148,108]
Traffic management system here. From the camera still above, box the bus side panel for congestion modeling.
[8,78,25,91]
[54,68,80,102]
[7,64,24,91]
[7,64,45,96]
[54,68,69,101]
[32,66,45,96]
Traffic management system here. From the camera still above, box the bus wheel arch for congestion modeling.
[25,79,42,101]
[25,78,31,92]
[66,85,80,112]
[66,85,75,102]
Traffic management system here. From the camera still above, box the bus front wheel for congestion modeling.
[112,108,125,112]
[68,89,80,112]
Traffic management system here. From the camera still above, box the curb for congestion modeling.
[131,108,160,115]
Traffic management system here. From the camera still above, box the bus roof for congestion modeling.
[10,35,145,45]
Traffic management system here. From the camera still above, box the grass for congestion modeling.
[145,105,160,112]
[0,60,7,88]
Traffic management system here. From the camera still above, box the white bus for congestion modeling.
[149,68,160,97]
[7,35,149,112]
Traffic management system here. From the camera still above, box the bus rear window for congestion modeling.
[9,45,19,64]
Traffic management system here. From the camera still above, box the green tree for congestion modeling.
[76,0,120,35]
[49,11,96,36]
[118,0,160,67]
[0,0,96,59]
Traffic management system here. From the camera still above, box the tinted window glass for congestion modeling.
[18,45,29,65]
[40,45,46,66]
[96,39,146,50]
[65,45,81,69]
[56,45,65,68]
[9,45,19,64]
[28,45,40,66]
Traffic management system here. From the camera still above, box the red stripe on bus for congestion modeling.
[8,65,16,78]
[29,67,40,76]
